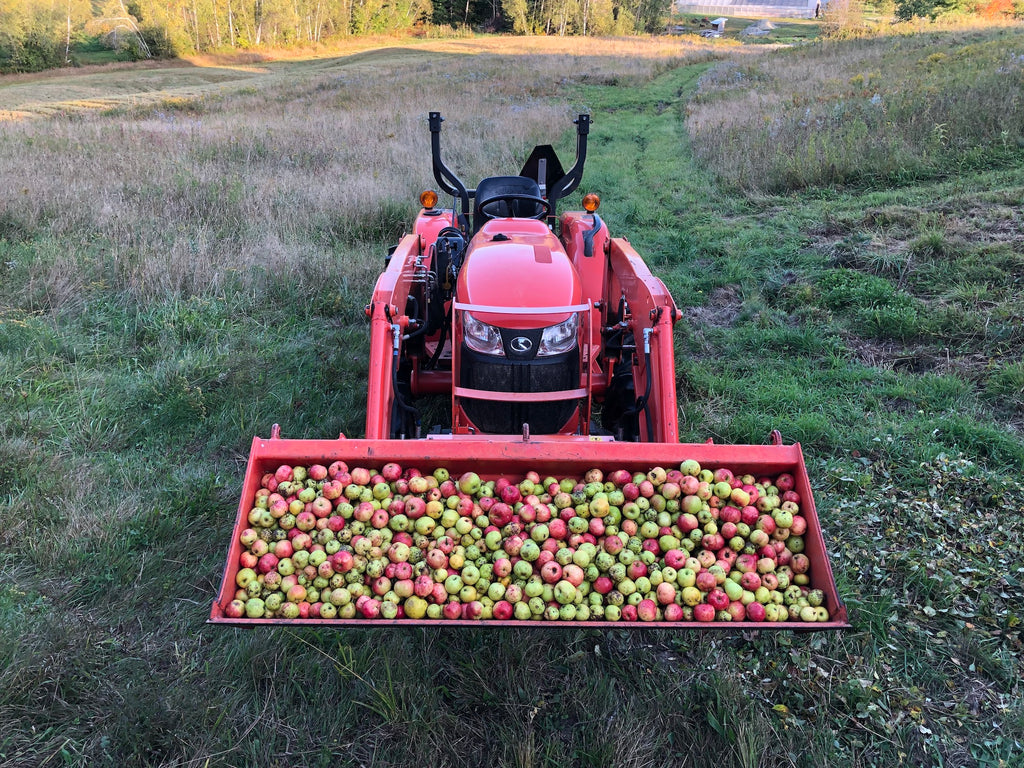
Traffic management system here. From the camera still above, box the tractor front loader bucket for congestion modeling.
[211,431,848,629]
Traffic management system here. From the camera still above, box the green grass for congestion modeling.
[63,36,122,67]
[2,30,1024,768]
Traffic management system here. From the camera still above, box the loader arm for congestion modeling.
[366,233,423,440]
[607,237,680,443]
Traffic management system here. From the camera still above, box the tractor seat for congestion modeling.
[474,176,545,232]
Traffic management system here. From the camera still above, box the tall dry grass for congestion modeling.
[0,36,722,312]
[686,23,1024,191]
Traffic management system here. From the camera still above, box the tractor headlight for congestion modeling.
[464,313,504,355]
[537,314,578,356]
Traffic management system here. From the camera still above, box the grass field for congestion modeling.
[1,28,1023,768]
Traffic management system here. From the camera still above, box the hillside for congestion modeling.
[1,28,1022,768]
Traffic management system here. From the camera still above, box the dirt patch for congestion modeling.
[845,336,946,373]
[881,396,918,415]
[942,204,1024,246]
[847,335,991,381]
[814,197,1024,276]
[934,352,994,382]
[688,284,743,329]
[846,336,912,369]
[860,205,925,238]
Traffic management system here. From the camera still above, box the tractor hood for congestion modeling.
[456,219,581,329]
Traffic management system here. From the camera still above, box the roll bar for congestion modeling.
[428,112,590,228]
[429,112,471,221]
[547,114,590,216]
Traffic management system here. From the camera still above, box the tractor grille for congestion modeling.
[460,346,579,434]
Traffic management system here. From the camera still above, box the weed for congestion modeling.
[908,228,952,260]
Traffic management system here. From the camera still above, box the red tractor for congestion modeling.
[210,113,848,628]
[365,112,680,442]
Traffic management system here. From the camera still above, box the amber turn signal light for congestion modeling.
[420,190,438,209]
[582,193,601,212]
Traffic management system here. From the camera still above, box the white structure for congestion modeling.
[675,0,821,19]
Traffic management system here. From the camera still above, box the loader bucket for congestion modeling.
[211,431,848,629]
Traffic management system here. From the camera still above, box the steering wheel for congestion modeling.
[477,194,551,221]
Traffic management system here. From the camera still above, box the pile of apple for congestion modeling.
[223,459,833,623]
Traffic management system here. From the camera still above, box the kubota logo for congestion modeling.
[509,337,533,353]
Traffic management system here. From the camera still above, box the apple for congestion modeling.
[693,603,715,622]
[636,599,659,622]
[707,588,730,611]
[740,572,761,591]
[726,600,746,621]
[655,582,676,605]
[457,471,481,496]
[679,459,701,477]
[238,550,258,570]
[235,567,258,589]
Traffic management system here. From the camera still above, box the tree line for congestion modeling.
[3,0,1016,74]
[0,0,671,73]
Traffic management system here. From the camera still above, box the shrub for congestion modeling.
[140,23,190,58]
[4,27,62,73]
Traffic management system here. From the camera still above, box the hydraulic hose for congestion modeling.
[390,327,421,438]
[402,294,430,343]
[582,214,602,258]
[425,304,451,370]
[640,344,654,442]
[625,327,654,442]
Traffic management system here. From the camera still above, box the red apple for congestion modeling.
[693,603,715,622]
[637,599,659,622]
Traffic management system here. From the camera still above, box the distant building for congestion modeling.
[696,17,728,36]
[674,0,823,19]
